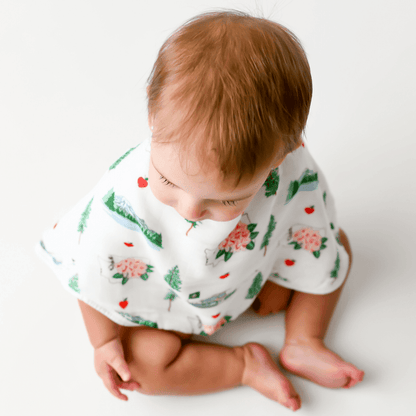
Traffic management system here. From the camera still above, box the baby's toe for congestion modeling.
[343,368,365,389]
[287,395,302,411]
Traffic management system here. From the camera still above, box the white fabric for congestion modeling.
[35,136,350,336]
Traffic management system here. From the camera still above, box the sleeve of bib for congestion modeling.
[267,149,351,295]
[33,167,134,326]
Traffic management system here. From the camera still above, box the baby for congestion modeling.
[35,10,364,412]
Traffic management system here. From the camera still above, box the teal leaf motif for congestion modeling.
[289,241,302,250]
[330,251,341,278]
[113,273,124,279]
[78,197,94,233]
[247,224,257,232]
[216,249,226,259]
[246,241,255,250]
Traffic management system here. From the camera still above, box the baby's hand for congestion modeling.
[94,337,140,401]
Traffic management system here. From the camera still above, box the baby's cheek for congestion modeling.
[148,181,172,206]
[213,207,245,222]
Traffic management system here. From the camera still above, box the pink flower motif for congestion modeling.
[218,221,252,253]
[115,258,147,278]
[204,318,227,335]
[292,227,322,253]
[218,240,229,250]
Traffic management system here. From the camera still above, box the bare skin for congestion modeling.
[118,228,363,411]
[254,228,364,389]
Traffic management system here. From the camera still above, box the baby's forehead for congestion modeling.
[152,140,265,194]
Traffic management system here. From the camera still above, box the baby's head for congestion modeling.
[146,10,312,222]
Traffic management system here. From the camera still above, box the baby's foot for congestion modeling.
[241,342,301,411]
[279,338,364,389]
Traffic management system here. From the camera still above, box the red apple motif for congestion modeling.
[302,142,305,147]
[212,313,220,319]
[285,259,295,266]
[124,242,134,247]
[137,177,148,188]
[305,206,315,214]
[119,298,128,309]
[219,273,229,279]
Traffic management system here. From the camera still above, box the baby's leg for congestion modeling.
[120,326,301,411]
[279,228,365,388]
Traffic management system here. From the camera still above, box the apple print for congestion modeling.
[305,206,315,214]
[119,298,128,309]
[137,177,148,188]
[285,259,295,266]
[124,242,134,247]
[212,313,220,319]
[301,143,305,147]
[219,273,229,279]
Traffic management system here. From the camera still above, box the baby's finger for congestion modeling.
[118,380,141,392]
[102,365,129,401]
[114,371,141,391]
[108,353,132,383]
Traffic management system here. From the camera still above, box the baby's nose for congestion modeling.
[177,196,206,221]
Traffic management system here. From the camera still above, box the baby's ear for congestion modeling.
[148,115,154,131]
[271,154,287,169]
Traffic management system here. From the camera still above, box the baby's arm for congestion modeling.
[78,300,140,400]
[77,300,119,349]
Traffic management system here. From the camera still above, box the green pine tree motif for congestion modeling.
[336,231,342,245]
[323,191,327,205]
[103,189,163,249]
[245,272,263,299]
[330,250,340,278]
[260,215,276,256]
[109,144,140,170]
[165,265,182,291]
[185,219,201,236]
[78,197,94,244]
[68,274,80,293]
[285,170,319,204]
[164,290,177,312]
[263,168,279,197]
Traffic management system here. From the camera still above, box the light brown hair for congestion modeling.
[147,9,312,187]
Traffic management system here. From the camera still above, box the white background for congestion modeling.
[1,0,415,415]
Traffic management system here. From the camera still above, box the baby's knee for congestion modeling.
[130,327,182,367]
[123,327,182,395]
